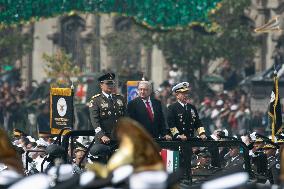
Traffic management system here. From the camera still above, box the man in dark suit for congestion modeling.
[127,81,172,140]
[89,73,126,162]
[167,82,207,140]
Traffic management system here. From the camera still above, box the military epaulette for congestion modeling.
[91,94,101,99]
[113,93,122,96]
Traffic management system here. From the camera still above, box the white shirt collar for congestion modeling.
[178,100,186,107]
[141,96,151,102]
[102,91,112,98]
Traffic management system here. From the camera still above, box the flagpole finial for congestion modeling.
[274,70,278,77]
[71,81,74,90]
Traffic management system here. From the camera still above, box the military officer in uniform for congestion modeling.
[89,73,126,162]
[250,137,268,178]
[224,146,244,168]
[263,144,280,184]
[167,82,206,140]
[192,151,221,183]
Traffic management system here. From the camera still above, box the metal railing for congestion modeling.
[60,130,252,184]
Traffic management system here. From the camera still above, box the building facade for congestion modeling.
[21,14,168,90]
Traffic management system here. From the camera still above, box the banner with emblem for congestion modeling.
[50,88,74,135]
[127,81,139,102]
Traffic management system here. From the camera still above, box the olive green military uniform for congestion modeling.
[89,93,126,141]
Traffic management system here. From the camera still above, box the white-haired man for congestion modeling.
[127,81,172,140]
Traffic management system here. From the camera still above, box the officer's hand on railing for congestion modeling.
[101,136,110,144]
[177,134,187,141]
[163,134,172,141]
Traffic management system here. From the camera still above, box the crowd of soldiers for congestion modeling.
[0,72,283,189]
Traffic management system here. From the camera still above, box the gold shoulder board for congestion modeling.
[92,94,101,99]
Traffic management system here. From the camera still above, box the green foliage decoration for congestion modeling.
[0,0,221,30]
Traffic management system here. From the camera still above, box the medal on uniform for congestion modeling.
[117,99,123,106]
[101,101,108,108]
[88,102,93,108]
[102,112,105,116]
[108,111,111,115]
[191,109,196,117]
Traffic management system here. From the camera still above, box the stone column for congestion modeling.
[81,14,96,72]
[33,17,58,83]
[255,10,268,71]
[21,24,33,90]
[151,45,167,89]
[99,14,114,71]
[140,46,152,78]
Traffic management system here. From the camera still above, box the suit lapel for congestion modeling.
[176,102,186,113]
[151,99,157,118]
[137,97,148,114]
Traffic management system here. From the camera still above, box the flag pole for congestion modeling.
[272,70,278,142]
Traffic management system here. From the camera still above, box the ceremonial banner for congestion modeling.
[127,81,139,102]
[269,75,283,140]
[50,88,74,135]
[160,149,179,173]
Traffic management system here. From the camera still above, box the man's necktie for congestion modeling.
[108,95,113,103]
[145,101,154,122]
[184,104,187,111]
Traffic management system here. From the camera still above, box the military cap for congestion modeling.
[198,151,211,158]
[27,136,36,143]
[172,82,190,93]
[74,147,86,153]
[13,129,25,137]
[255,138,264,143]
[46,144,65,157]
[14,145,25,155]
[36,138,49,148]
[38,131,51,138]
[98,73,115,82]
[262,144,277,149]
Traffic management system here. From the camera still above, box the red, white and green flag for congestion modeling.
[160,149,179,172]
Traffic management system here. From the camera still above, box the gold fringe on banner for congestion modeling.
[50,88,72,96]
